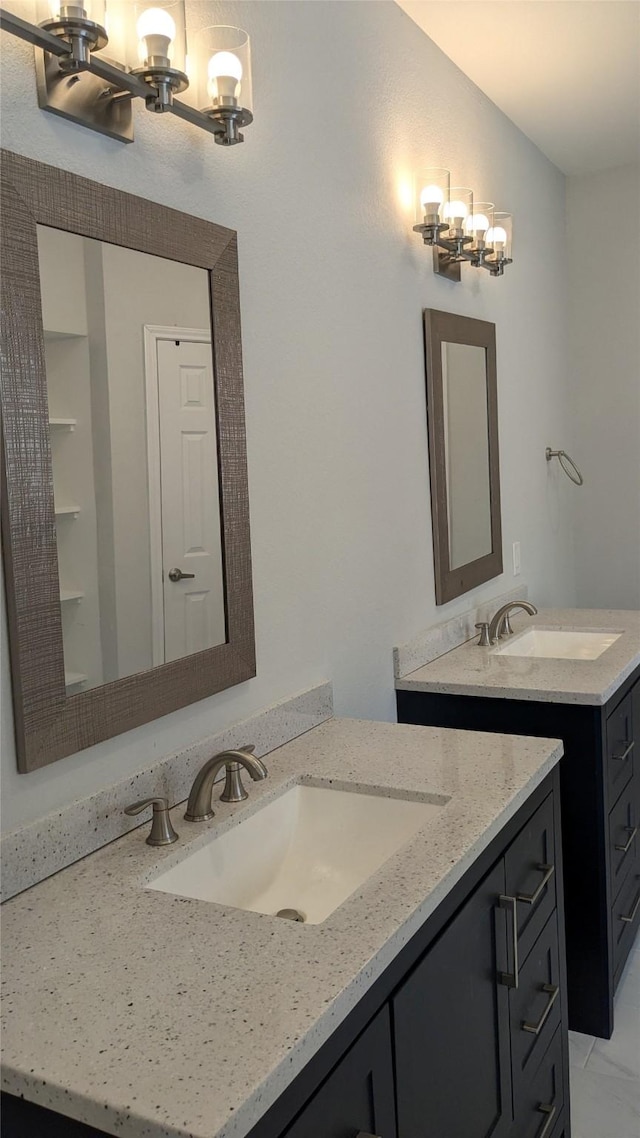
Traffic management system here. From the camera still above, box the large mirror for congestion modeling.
[423,309,502,605]
[1,151,255,772]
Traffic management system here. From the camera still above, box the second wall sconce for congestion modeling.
[413,168,513,282]
[0,1,253,146]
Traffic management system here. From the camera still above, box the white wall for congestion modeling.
[0,0,576,831]
[566,163,640,610]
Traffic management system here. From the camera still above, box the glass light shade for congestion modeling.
[465,202,494,251]
[442,188,473,238]
[105,0,187,73]
[414,168,450,226]
[37,0,105,25]
[188,25,253,114]
[486,212,513,261]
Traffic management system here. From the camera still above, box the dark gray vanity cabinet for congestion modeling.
[393,860,512,1138]
[397,663,640,1040]
[283,1008,397,1138]
[1,772,570,1138]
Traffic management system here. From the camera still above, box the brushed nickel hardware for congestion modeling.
[124,796,178,846]
[488,600,538,644]
[498,894,519,989]
[218,745,261,803]
[168,567,196,582]
[522,983,559,1034]
[185,745,267,822]
[612,741,635,762]
[0,7,253,147]
[413,172,513,280]
[615,825,638,854]
[546,447,584,486]
[620,881,640,924]
[535,1103,557,1138]
[517,863,555,906]
[475,622,491,647]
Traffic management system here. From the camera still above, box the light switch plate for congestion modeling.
[512,541,521,576]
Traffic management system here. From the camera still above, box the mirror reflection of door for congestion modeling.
[441,342,492,570]
[145,330,226,666]
[36,225,227,694]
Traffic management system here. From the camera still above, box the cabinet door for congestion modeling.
[284,1006,396,1138]
[393,861,512,1138]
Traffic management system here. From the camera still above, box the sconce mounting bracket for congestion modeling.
[433,247,462,283]
[35,51,134,143]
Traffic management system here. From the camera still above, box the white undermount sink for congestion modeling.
[493,628,621,661]
[147,783,447,924]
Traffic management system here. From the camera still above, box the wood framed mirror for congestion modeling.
[1,151,255,772]
[423,309,503,605]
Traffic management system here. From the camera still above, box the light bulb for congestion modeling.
[207,50,243,103]
[137,6,175,65]
[420,184,444,209]
[486,225,507,254]
[443,200,469,224]
[466,212,489,234]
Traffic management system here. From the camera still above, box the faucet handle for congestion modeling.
[124,797,179,846]
[475,622,491,647]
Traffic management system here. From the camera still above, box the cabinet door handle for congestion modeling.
[498,894,519,989]
[517,863,555,906]
[535,1103,557,1138]
[522,983,559,1034]
[620,882,640,924]
[615,825,638,854]
[612,740,634,762]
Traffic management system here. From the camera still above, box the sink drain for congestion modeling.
[276,908,306,922]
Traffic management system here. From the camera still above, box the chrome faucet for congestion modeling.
[184,744,268,822]
[487,600,538,644]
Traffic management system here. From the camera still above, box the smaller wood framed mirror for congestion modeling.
[423,309,502,605]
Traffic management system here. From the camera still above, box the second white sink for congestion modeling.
[147,783,446,924]
[493,628,621,660]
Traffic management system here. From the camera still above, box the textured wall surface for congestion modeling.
[566,163,640,610]
[0,1,576,830]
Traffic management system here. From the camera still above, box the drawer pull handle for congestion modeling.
[535,1103,557,1138]
[522,983,559,1034]
[498,895,519,989]
[612,740,634,762]
[615,825,638,854]
[517,863,555,906]
[620,882,640,924]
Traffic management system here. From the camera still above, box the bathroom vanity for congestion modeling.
[396,607,640,1040]
[1,718,568,1138]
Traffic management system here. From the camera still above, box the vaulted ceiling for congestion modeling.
[396,1,640,175]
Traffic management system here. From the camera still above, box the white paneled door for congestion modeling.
[154,335,226,663]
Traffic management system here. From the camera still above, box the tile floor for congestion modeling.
[569,941,640,1137]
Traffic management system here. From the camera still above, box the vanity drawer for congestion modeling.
[609,780,639,898]
[505,793,557,964]
[510,913,562,1110]
[516,1026,564,1138]
[612,860,640,988]
[606,691,635,805]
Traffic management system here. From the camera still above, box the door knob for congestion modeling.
[168,567,196,582]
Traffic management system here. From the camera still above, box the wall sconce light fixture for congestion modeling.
[413,168,513,282]
[0,2,253,147]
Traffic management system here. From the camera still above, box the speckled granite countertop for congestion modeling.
[396,608,640,706]
[1,717,562,1138]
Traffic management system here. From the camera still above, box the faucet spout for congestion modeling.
[487,601,538,644]
[184,746,267,822]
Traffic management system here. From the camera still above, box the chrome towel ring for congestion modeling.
[546,447,584,486]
